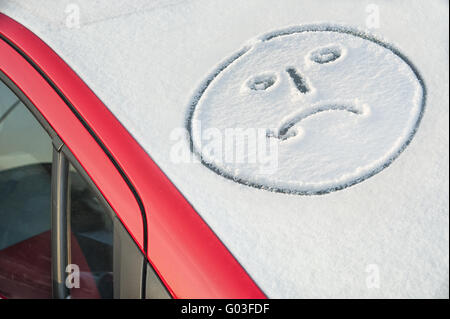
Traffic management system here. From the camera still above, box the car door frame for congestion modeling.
[0,12,266,299]
[0,55,150,299]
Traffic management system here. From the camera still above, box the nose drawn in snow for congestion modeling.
[186,25,426,195]
[285,67,310,94]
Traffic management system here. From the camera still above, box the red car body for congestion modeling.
[0,13,265,299]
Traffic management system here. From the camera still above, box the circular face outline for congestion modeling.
[186,24,427,195]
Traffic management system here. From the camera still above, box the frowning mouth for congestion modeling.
[267,101,368,141]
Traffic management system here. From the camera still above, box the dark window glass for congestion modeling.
[0,80,52,299]
[68,164,114,299]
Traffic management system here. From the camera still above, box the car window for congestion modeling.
[0,78,168,299]
[0,80,53,299]
[68,163,114,299]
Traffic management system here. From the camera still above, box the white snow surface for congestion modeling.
[1,0,448,298]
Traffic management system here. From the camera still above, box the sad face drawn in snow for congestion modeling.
[187,25,425,194]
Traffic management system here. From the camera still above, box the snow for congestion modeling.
[1,0,448,298]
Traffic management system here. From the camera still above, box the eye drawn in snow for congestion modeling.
[186,25,426,195]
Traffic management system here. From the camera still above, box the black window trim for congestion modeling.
[51,140,70,299]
